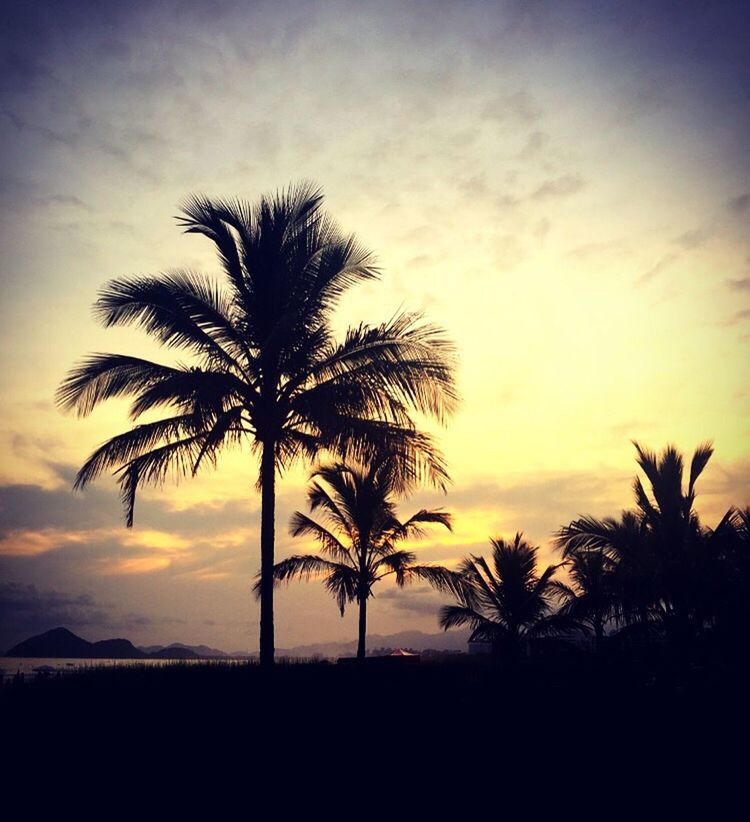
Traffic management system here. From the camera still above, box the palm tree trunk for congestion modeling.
[357,593,367,660]
[259,440,276,668]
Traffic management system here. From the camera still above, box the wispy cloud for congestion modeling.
[0,580,183,650]
[722,308,750,326]
[636,252,678,287]
[531,174,585,200]
[727,192,750,213]
[482,89,543,124]
[674,226,713,250]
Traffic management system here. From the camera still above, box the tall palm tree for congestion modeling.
[56,182,458,666]
[434,533,573,658]
[263,457,453,659]
[556,441,717,649]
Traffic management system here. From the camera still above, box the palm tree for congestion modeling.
[705,506,750,639]
[56,182,458,666]
[551,548,618,652]
[556,441,717,650]
[263,457,453,659]
[434,533,573,658]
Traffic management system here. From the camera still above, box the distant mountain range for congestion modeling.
[138,642,232,659]
[276,629,470,658]
[5,626,469,659]
[4,628,213,660]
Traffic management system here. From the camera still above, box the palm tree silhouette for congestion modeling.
[434,533,574,658]
[552,548,618,652]
[56,182,457,666]
[704,505,750,640]
[262,457,453,659]
[556,441,716,650]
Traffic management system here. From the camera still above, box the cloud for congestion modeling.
[0,52,55,94]
[636,252,678,287]
[433,468,631,544]
[674,226,713,250]
[722,308,750,326]
[699,455,750,522]
[41,193,90,210]
[565,238,633,261]
[530,174,585,200]
[0,461,267,536]
[482,90,543,124]
[0,580,182,651]
[519,129,549,159]
[378,584,446,616]
[727,193,750,213]
[2,107,72,145]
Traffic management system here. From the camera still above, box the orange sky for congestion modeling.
[1,1,748,652]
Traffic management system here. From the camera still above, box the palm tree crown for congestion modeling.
[265,456,453,658]
[555,441,717,648]
[552,548,618,651]
[436,533,567,656]
[57,182,458,665]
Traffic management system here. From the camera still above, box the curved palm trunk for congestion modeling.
[357,593,367,660]
[259,440,276,668]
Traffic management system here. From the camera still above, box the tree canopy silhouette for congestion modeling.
[57,182,458,666]
[555,441,733,652]
[261,456,454,659]
[430,533,578,657]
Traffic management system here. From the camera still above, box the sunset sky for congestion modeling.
[1,0,748,653]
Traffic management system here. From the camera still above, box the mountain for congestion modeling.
[91,638,146,659]
[277,629,470,659]
[6,627,93,658]
[138,642,229,659]
[7,629,200,660]
[6,627,470,661]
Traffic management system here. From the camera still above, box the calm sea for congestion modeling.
[0,656,247,682]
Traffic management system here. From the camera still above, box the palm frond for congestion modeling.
[94,272,247,371]
[288,511,354,564]
[386,509,453,542]
[113,434,206,527]
[262,554,341,590]
[73,413,205,490]
[299,312,458,424]
[439,604,488,632]
[56,354,186,417]
[177,195,250,302]
[373,550,418,585]
[688,441,714,496]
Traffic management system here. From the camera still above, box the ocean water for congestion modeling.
[0,656,245,682]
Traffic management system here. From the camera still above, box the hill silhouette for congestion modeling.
[276,629,471,658]
[6,627,147,659]
[4,627,471,660]
[139,642,228,658]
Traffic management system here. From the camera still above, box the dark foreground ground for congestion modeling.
[2,652,748,805]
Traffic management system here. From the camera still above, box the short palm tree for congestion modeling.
[552,548,618,652]
[705,506,750,637]
[435,533,572,658]
[56,182,458,666]
[263,457,453,659]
